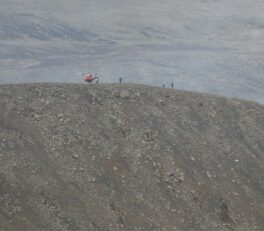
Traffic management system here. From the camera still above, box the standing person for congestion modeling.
[94,74,99,84]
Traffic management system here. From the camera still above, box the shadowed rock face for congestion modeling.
[0,83,263,231]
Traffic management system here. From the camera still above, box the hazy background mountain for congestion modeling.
[0,0,264,103]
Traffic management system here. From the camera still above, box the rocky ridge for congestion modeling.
[0,83,263,231]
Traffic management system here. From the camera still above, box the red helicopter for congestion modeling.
[83,73,99,84]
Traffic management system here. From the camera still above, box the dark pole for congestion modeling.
[119,77,122,84]
[163,84,165,88]
[171,82,174,89]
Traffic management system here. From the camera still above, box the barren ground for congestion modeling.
[0,83,263,230]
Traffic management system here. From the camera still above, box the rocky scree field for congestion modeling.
[0,83,263,231]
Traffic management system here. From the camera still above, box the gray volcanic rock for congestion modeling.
[0,83,263,231]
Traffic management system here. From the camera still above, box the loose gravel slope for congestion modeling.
[0,83,263,231]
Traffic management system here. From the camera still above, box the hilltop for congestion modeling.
[0,83,263,231]
[1,0,264,103]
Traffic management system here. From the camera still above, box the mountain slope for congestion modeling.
[0,83,263,231]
